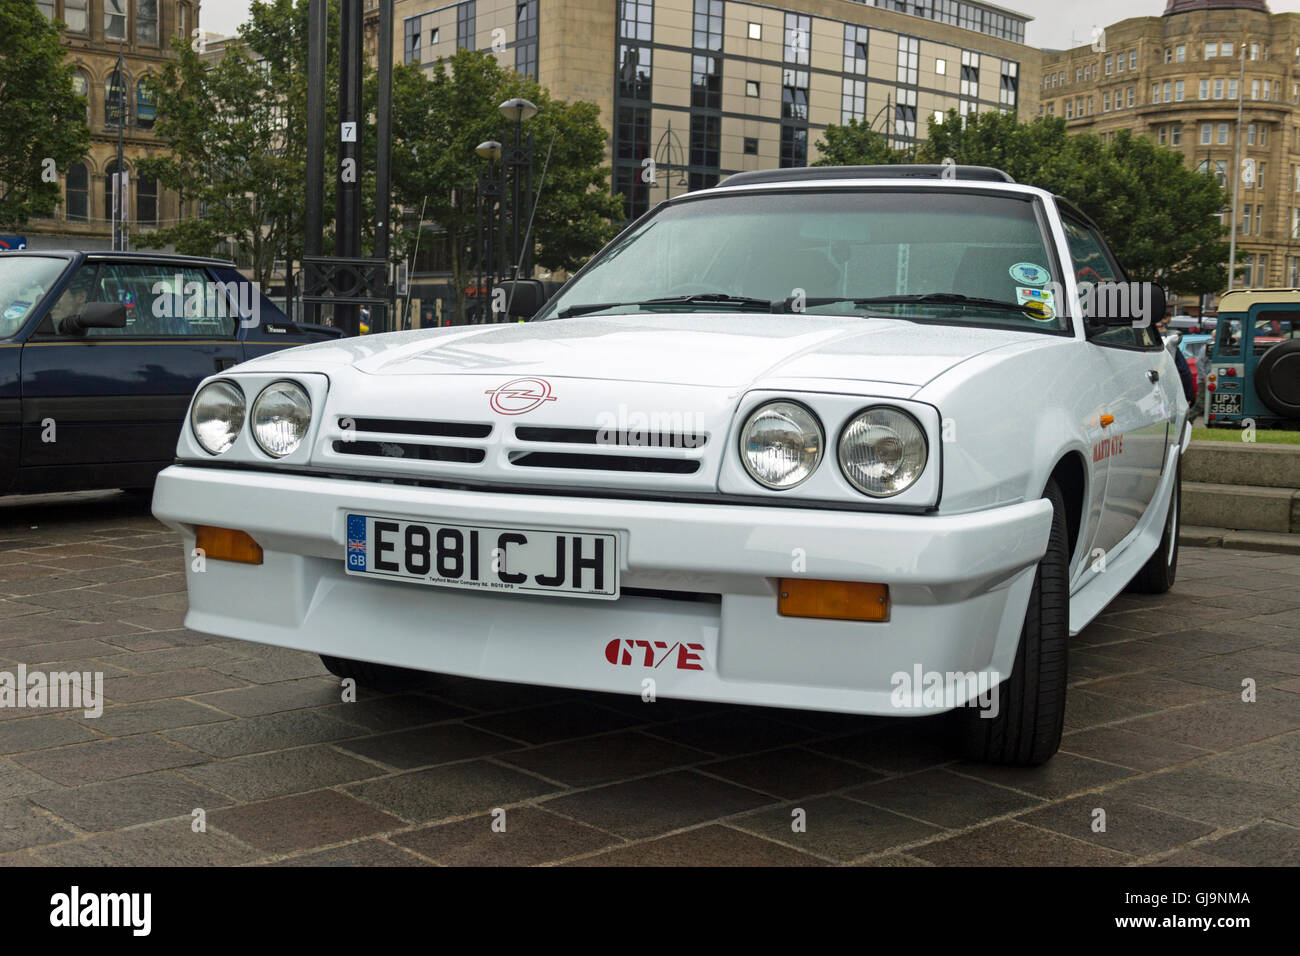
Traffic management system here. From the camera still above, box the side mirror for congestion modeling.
[1081,281,1166,334]
[493,279,547,319]
[64,301,127,334]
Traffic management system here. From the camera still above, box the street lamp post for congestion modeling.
[653,120,689,203]
[499,97,537,292]
[475,140,502,325]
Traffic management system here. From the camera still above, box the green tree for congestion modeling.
[0,0,91,229]
[812,118,902,167]
[915,111,1228,295]
[390,50,622,322]
[136,0,342,287]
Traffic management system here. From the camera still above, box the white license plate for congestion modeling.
[344,514,619,599]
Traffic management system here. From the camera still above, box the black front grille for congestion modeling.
[333,440,485,463]
[515,425,707,449]
[508,451,699,473]
[341,417,492,439]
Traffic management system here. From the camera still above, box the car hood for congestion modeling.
[255,313,1047,390]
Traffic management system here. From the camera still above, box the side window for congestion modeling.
[42,264,99,334]
[1063,214,1158,349]
[78,264,237,338]
[1218,317,1242,357]
[1253,310,1297,355]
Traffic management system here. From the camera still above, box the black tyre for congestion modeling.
[956,479,1069,766]
[319,655,425,690]
[1128,456,1181,595]
[1254,339,1300,420]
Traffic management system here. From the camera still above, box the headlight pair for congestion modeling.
[190,380,311,458]
[739,401,928,498]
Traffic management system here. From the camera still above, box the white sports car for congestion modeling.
[152,165,1188,765]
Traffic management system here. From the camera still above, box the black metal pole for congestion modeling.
[115,41,124,251]
[335,0,363,335]
[524,132,534,278]
[511,118,522,280]
[304,0,326,326]
[375,0,394,332]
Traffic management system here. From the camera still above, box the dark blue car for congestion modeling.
[0,250,342,495]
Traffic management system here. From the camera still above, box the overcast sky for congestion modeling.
[199,0,1300,51]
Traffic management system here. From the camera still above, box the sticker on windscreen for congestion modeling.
[1015,286,1056,321]
[1009,262,1049,286]
[2,302,30,321]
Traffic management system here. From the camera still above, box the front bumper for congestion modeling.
[152,465,1053,715]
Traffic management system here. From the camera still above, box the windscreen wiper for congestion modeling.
[798,292,1047,315]
[558,293,776,318]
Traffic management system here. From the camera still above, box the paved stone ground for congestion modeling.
[0,490,1298,867]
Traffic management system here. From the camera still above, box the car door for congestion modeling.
[1062,213,1172,559]
[19,260,243,478]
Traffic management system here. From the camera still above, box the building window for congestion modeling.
[1214,79,1224,99]
[840,77,865,123]
[1206,42,1218,58]
[1066,100,1074,119]
[1171,124,1182,146]
[404,16,421,63]
[71,71,89,122]
[744,136,758,155]
[617,44,651,100]
[895,86,917,140]
[136,175,158,226]
[959,50,978,98]
[1104,54,1113,74]
[782,69,809,121]
[1229,79,1238,100]
[1159,126,1167,146]
[746,79,760,97]
[748,22,760,40]
[1218,123,1229,144]
[1199,79,1209,100]
[458,2,475,52]
[1128,86,1135,108]
[898,36,919,85]
[64,0,88,33]
[1175,80,1184,101]
[1103,91,1111,112]
[613,166,648,221]
[844,25,868,75]
[1248,123,1257,145]
[136,0,158,44]
[65,162,88,222]
[619,0,651,42]
[105,70,128,127]
[1164,47,1172,64]
[692,55,721,110]
[1000,60,1018,108]
[689,113,720,179]
[1250,43,1260,61]
[104,0,126,40]
[937,58,947,76]
[779,124,806,168]
[614,106,650,163]
[135,77,155,129]
[1200,123,1212,145]
[695,0,723,53]
[514,0,536,76]
[37,0,54,18]
[1129,49,1137,70]
[430,27,439,44]
[1223,42,1233,58]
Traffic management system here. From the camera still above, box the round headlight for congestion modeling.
[251,381,311,458]
[838,407,928,498]
[740,401,823,489]
[190,381,245,455]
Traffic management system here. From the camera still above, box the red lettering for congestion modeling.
[677,643,705,670]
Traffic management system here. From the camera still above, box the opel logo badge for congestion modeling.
[485,377,557,415]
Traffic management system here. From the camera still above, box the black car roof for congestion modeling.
[4,250,235,267]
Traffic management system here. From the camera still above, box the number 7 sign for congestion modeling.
[340,122,357,143]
